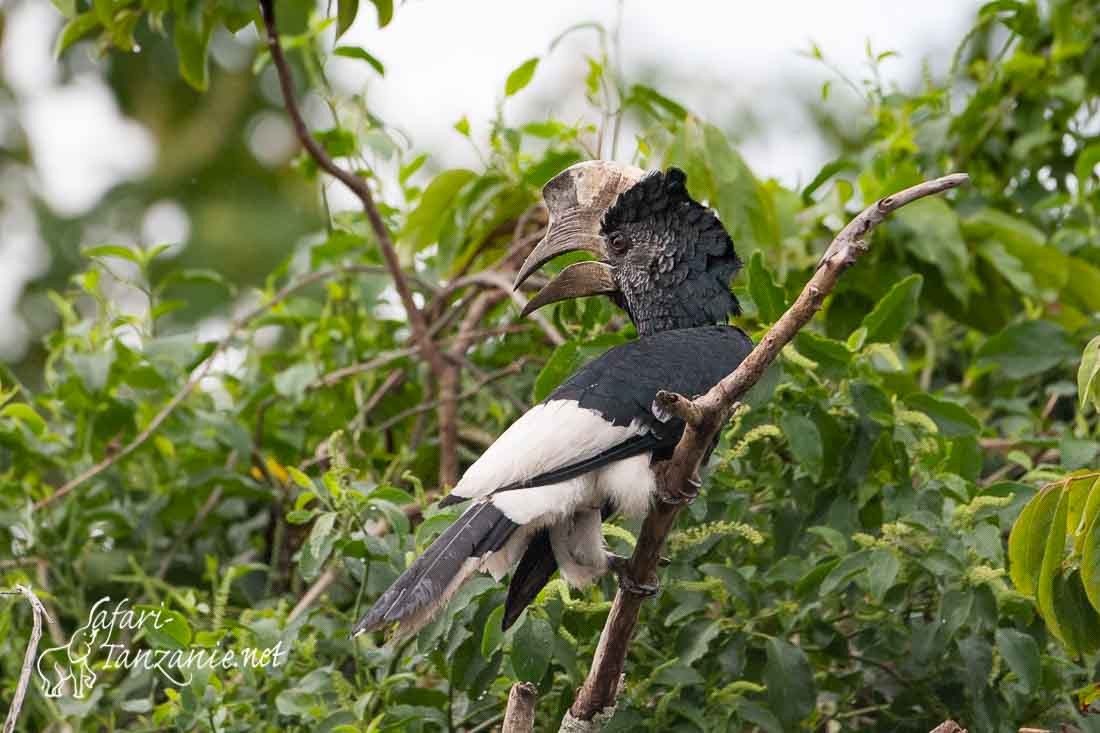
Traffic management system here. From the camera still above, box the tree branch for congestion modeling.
[2,585,50,733]
[565,173,969,724]
[257,0,443,376]
[501,682,538,733]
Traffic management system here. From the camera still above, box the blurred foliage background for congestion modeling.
[4,0,1100,731]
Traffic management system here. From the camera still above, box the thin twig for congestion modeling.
[258,0,441,373]
[2,585,50,733]
[287,565,339,622]
[565,173,969,723]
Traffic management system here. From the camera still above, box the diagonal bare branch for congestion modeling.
[566,173,970,725]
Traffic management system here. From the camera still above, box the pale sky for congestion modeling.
[0,0,981,359]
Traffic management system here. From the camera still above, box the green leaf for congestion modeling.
[400,169,476,250]
[893,199,968,304]
[273,362,319,400]
[977,320,1076,379]
[505,57,539,97]
[82,244,142,264]
[793,331,850,376]
[1036,488,1069,643]
[285,466,314,491]
[800,158,858,203]
[336,0,357,37]
[135,606,192,649]
[763,638,815,729]
[55,11,101,56]
[368,0,392,26]
[1,404,47,437]
[819,550,871,597]
[1082,493,1100,616]
[1009,485,1061,596]
[1078,335,1100,411]
[415,510,460,551]
[481,606,505,657]
[860,274,922,343]
[173,7,212,92]
[333,46,384,75]
[904,394,980,438]
[978,240,1037,296]
[1075,142,1100,195]
[299,512,338,580]
[867,549,900,602]
[779,413,823,481]
[511,615,552,682]
[1050,568,1100,656]
[748,251,786,322]
[995,628,1040,693]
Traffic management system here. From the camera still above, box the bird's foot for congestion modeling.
[606,553,660,597]
[661,472,702,505]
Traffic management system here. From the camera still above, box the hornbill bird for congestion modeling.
[352,161,753,639]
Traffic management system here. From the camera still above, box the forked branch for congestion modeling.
[566,173,969,725]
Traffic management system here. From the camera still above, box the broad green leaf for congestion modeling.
[763,638,815,729]
[334,46,385,75]
[780,413,823,481]
[977,240,1037,296]
[819,549,871,596]
[336,0,357,37]
[1050,569,1100,656]
[860,274,923,343]
[794,331,850,376]
[505,57,539,97]
[511,615,552,682]
[867,548,900,602]
[1078,335,1100,411]
[1082,494,1100,616]
[1009,485,1061,596]
[977,320,1076,379]
[963,209,1064,291]
[747,251,786,322]
[995,628,1040,693]
[1036,489,1069,643]
[893,199,968,304]
[904,393,979,437]
[481,606,505,657]
[937,588,973,642]
[400,169,476,250]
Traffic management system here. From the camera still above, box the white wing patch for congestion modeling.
[449,399,647,501]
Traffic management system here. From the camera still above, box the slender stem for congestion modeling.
[2,585,50,733]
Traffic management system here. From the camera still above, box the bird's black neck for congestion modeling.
[621,292,727,336]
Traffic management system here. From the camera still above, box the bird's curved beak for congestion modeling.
[514,160,644,316]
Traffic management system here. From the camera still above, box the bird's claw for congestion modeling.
[606,553,660,597]
[660,472,702,505]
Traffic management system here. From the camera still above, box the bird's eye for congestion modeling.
[607,232,630,256]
